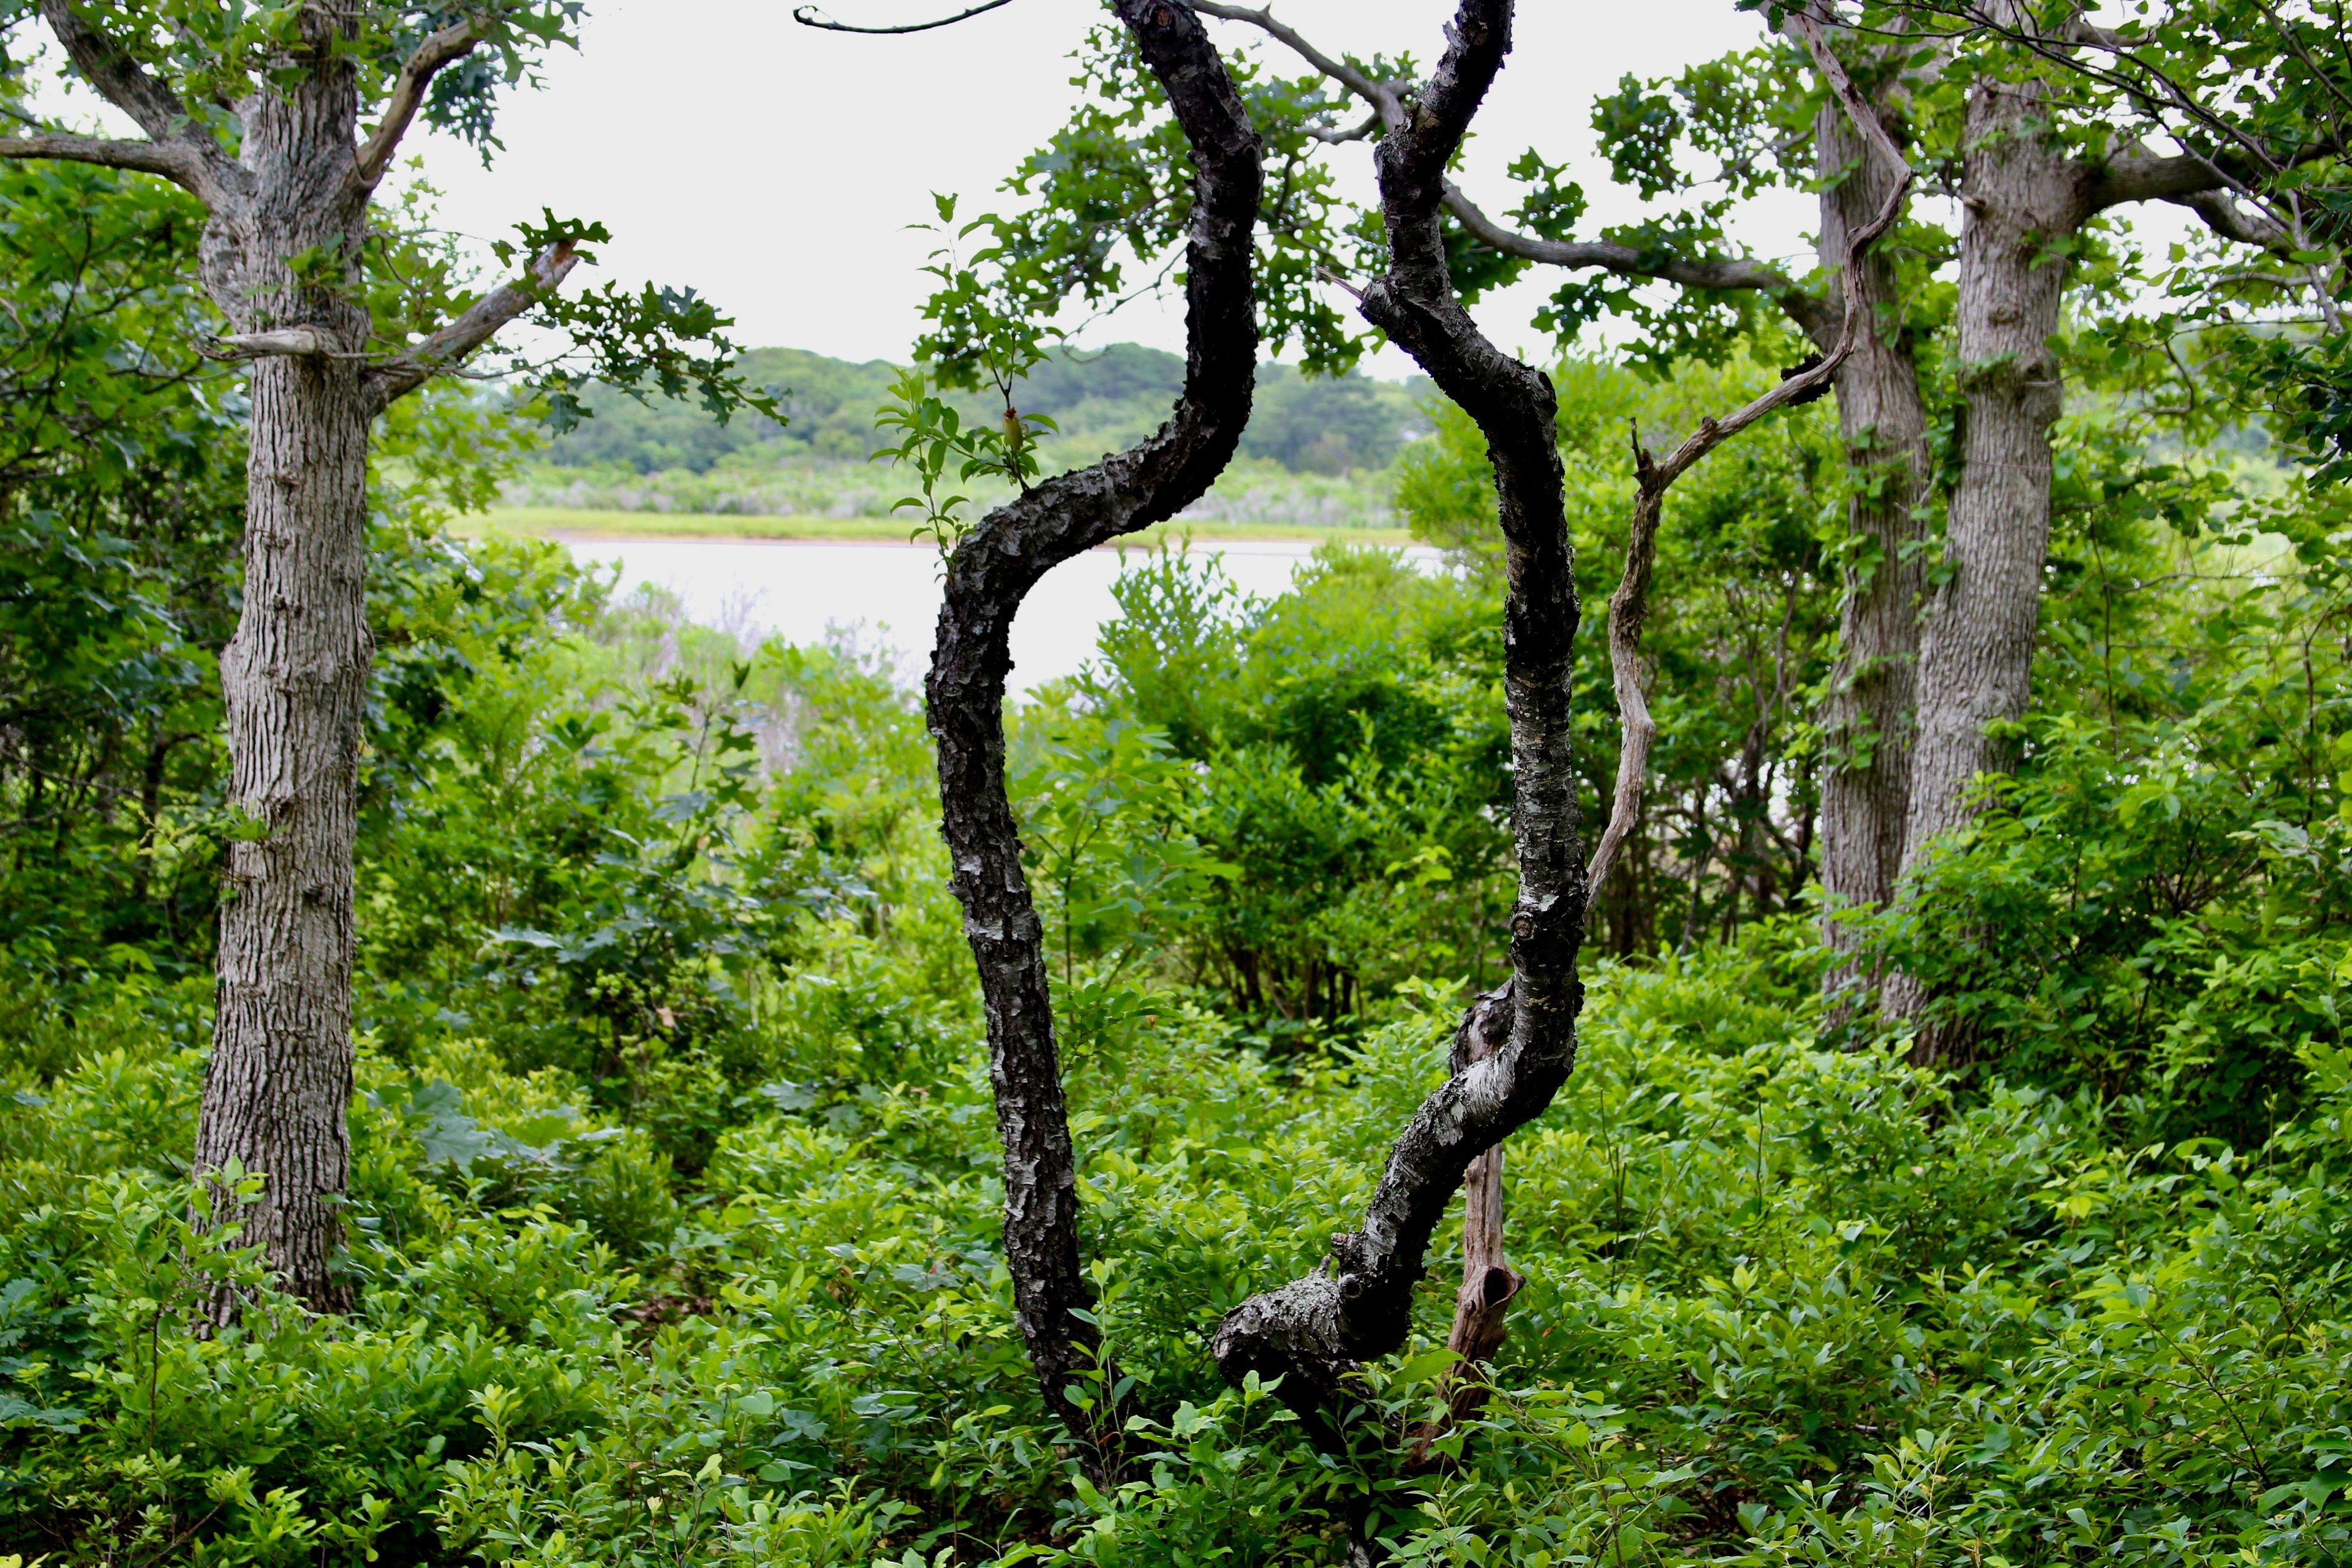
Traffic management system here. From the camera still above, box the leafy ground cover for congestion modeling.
[4,498,2348,1563]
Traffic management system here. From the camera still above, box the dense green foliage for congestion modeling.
[0,162,241,973]
[4,522,2352,1561]
[6,7,2352,1565]
[3,444,2348,1562]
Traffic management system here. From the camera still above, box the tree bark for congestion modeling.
[1212,0,1589,1449]
[1888,43,2084,1050]
[1405,988,1521,1468]
[189,30,377,1316]
[1811,79,1930,965]
[17,3,550,1310]
[923,0,1260,1474]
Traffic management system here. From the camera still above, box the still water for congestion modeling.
[561,536,1442,695]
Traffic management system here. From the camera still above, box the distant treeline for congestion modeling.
[544,342,1435,478]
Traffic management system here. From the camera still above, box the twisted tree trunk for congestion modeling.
[924,0,1261,1475]
[1212,0,1588,1450]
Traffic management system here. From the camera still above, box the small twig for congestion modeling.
[1316,263,1367,302]
[1309,109,1382,145]
[791,0,1015,33]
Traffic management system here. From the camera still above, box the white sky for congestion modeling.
[29,2,2198,380]
[401,0,1817,377]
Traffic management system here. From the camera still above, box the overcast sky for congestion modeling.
[397,0,1816,377]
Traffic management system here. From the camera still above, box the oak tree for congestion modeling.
[0,1,767,1309]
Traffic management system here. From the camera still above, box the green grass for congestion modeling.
[462,507,1420,548]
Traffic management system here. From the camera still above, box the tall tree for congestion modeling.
[1207,15,1585,1549]
[0,1,763,1308]
[1858,0,2344,1042]
[1212,20,1904,1555]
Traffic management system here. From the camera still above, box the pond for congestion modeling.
[561,535,1445,694]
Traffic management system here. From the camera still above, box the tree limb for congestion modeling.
[0,130,209,190]
[354,19,481,191]
[791,0,1016,34]
[1212,0,1587,1450]
[2086,148,2235,212]
[1584,131,1914,905]
[924,0,1261,1482]
[365,242,581,410]
[1441,183,1834,341]
[2173,187,2294,252]
[35,1,239,206]
[204,326,331,360]
[1310,108,1381,145]
[1193,1,1404,131]
[1790,3,1912,183]
[1196,0,1838,343]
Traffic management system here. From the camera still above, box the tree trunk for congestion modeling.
[192,51,374,1314]
[1888,58,2082,1049]
[1813,89,1929,967]
[1213,0,1589,1449]
[924,0,1261,1474]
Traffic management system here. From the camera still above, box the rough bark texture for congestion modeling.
[189,20,377,1316]
[19,3,555,1310]
[1210,0,1588,1448]
[1904,69,2074,859]
[1888,37,2083,1047]
[922,0,1261,1469]
[1205,12,1906,1463]
[1581,456,1662,908]
[1406,988,1522,1468]
[1868,17,2259,1048]
[1811,75,1931,960]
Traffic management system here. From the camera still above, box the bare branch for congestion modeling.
[2174,187,2294,252]
[0,130,207,189]
[355,20,481,191]
[1441,181,1835,341]
[791,0,1015,34]
[35,2,238,206]
[1309,108,1381,145]
[203,326,331,360]
[1790,3,1912,185]
[1194,1,1404,131]
[365,243,580,410]
[2088,148,2233,211]
[1582,81,1915,903]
